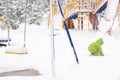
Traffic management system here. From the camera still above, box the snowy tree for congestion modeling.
[0,0,65,26]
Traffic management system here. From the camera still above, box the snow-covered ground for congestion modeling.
[1,14,120,80]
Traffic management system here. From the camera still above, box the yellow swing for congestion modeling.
[5,0,28,55]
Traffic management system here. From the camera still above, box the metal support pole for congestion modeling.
[50,0,56,77]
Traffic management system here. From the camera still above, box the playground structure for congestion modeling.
[0,17,9,29]
[0,17,11,43]
[0,17,19,43]
[0,17,20,44]
[48,0,91,29]
[48,0,120,30]
[63,0,91,29]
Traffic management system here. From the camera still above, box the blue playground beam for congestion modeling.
[97,2,107,13]
[68,12,78,19]
[56,0,79,64]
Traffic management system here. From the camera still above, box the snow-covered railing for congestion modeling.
[93,0,108,13]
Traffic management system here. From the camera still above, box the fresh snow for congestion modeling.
[0,15,120,80]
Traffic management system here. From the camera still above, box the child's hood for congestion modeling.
[96,38,104,45]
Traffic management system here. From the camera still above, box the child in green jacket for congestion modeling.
[88,38,104,56]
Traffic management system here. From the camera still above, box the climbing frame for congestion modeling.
[77,0,91,30]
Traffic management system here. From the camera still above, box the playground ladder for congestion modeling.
[77,0,90,30]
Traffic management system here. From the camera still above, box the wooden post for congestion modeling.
[52,3,57,15]
[88,12,90,30]
[81,14,83,30]
[48,13,50,28]
[88,0,90,30]
[77,0,81,29]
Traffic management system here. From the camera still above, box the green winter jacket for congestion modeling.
[88,38,104,56]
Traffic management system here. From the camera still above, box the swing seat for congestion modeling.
[5,46,27,55]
